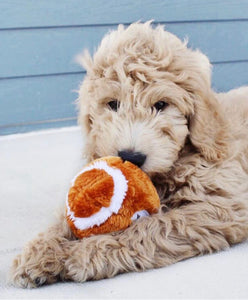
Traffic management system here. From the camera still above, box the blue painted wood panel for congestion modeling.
[1,0,247,29]
[1,21,248,78]
[0,1,247,135]
[0,73,82,126]
[0,119,78,136]
[212,62,248,91]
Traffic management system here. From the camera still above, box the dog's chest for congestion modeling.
[153,155,248,209]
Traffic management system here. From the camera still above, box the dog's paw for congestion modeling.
[9,254,50,288]
[9,239,65,288]
[9,254,60,288]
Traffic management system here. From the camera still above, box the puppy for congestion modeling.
[10,22,248,288]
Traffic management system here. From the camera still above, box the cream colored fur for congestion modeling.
[10,22,248,288]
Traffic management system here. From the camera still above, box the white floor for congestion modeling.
[0,126,248,299]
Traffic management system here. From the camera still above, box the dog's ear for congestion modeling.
[189,91,230,162]
[75,50,94,136]
[77,80,92,136]
[77,78,96,161]
[182,51,231,162]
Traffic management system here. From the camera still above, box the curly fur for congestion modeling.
[10,22,248,288]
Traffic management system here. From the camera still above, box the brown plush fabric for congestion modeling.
[67,156,160,238]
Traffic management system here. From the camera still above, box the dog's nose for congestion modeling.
[118,150,147,168]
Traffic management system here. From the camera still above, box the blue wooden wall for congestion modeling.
[0,0,248,135]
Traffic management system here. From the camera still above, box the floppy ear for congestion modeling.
[76,50,99,161]
[77,83,94,146]
[189,90,231,162]
[77,78,96,162]
[182,51,231,162]
[76,50,94,136]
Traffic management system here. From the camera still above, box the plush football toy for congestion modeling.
[66,156,160,238]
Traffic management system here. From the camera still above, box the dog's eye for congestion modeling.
[107,99,120,112]
[153,101,168,112]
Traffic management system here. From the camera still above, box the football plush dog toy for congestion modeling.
[66,156,160,238]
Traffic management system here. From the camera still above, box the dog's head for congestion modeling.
[77,22,230,176]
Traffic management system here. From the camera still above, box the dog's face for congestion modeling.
[80,77,190,175]
[78,22,229,176]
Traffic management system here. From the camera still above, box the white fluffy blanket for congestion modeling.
[0,127,247,299]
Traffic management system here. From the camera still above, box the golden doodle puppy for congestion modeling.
[10,22,248,288]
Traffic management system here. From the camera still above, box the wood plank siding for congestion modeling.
[0,0,247,134]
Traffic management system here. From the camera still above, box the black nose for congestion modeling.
[118,150,147,168]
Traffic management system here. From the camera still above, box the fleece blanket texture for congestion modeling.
[0,126,248,299]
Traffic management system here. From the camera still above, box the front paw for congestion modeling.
[10,254,47,288]
[9,238,65,288]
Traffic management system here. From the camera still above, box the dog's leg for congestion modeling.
[62,196,248,283]
[9,214,74,288]
[10,197,248,287]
